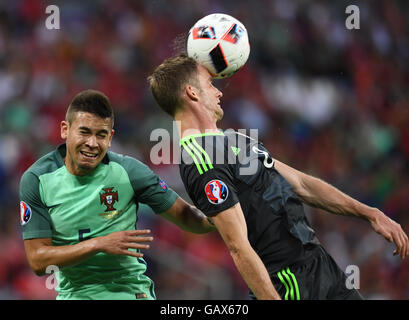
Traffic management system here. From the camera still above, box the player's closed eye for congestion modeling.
[78,127,91,135]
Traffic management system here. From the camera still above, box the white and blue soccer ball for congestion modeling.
[187,13,250,79]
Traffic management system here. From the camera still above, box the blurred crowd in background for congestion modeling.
[0,0,408,300]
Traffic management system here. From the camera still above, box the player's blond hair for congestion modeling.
[148,53,201,117]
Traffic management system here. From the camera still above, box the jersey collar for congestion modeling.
[179,131,224,146]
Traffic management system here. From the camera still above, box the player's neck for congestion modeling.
[175,108,219,138]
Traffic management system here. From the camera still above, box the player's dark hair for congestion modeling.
[66,89,114,127]
[147,53,200,117]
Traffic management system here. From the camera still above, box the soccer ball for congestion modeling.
[187,13,250,79]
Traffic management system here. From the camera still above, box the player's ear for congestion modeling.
[108,129,114,147]
[61,120,69,140]
[185,85,199,102]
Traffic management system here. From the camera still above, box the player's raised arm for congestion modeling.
[211,203,281,300]
[274,159,409,259]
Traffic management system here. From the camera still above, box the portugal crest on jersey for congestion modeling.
[100,187,118,212]
[205,180,228,204]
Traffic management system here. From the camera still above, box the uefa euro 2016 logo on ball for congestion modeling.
[187,13,250,79]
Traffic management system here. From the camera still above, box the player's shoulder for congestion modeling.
[179,131,238,181]
[21,148,61,182]
[224,129,259,148]
[179,131,230,163]
[107,150,148,168]
[107,150,154,176]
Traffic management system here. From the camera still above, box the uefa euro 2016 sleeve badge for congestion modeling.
[20,201,32,225]
[204,180,228,204]
[159,179,168,191]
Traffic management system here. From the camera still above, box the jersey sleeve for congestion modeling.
[121,156,178,214]
[181,163,240,217]
[19,171,53,240]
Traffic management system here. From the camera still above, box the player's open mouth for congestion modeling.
[80,151,98,159]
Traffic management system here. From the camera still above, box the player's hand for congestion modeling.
[97,229,153,258]
[369,210,409,259]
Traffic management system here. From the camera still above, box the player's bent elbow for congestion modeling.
[28,261,47,276]
[24,239,54,276]
[33,268,46,277]
[25,251,48,276]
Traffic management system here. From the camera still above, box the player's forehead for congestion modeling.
[70,111,112,131]
[197,64,213,81]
